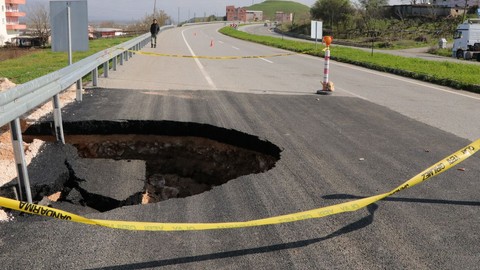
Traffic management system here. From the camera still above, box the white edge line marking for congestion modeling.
[181,29,217,90]
[260,57,273,64]
[232,46,240,50]
[334,61,480,100]
[297,53,480,101]
[336,87,369,100]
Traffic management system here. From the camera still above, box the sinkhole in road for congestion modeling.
[22,120,281,212]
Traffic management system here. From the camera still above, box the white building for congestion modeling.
[246,10,263,21]
[0,0,26,46]
[430,0,480,7]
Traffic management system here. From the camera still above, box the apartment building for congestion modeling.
[0,0,26,46]
[226,5,247,22]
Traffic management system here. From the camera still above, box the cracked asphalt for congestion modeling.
[1,89,479,269]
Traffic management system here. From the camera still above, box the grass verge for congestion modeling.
[219,27,480,93]
[0,36,136,84]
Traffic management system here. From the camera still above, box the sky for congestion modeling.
[28,0,318,23]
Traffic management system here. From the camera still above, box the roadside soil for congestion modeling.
[1,79,79,222]
[0,82,79,187]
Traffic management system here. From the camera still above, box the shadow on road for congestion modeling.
[89,193,480,269]
[323,194,480,206]
[88,201,379,269]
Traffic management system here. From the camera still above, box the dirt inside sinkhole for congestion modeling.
[16,133,280,212]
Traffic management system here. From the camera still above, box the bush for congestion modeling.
[378,41,393,48]
[414,35,428,42]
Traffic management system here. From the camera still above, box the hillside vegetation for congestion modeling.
[247,0,310,21]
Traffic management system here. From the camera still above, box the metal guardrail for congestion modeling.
[0,31,153,127]
[0,25,173,203]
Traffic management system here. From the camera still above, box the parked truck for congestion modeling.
[452,18,480,61]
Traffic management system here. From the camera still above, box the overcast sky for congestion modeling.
[28,0,318,22]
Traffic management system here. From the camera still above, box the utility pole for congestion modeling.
[153,0,157,16]
[463,0,468,21]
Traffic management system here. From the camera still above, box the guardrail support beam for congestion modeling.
[103,61,109,78]
[92,67,98,86]
[9,118,32,203]
[52,94,65,144]
[113,55,117,71]
[76,79,83,102]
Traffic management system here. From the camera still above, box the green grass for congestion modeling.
[219,27,480,92]
[0,36,135,84]
[428,47,454,58]
[247,0,310,21]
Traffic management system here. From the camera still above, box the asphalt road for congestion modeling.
[1,23,479,269]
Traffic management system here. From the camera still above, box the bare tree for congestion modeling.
[99,21,118,28]
[311,0,354,34]
[26,2,50,47]
[125,10,170,34]
[393,5,408,21]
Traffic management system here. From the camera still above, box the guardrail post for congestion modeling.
[76,79,83,101]
[52,94,65,144]
[129,47,133,58]
[120,52,124,65]
[92,66,98,86]
[103,61,109,78]
[125,51,129,61]
[9,118,33,203]
[113,55,117,71]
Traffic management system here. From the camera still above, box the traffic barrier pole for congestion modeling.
[317,36,334,94]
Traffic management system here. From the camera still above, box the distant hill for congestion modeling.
[246,0,311,21]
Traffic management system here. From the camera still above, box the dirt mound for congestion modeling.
[0,78,15,92]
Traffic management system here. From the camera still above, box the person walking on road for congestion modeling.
[150,19,160,48]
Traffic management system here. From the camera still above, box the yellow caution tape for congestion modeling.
[126,50,297,60]
[1,139,479,231]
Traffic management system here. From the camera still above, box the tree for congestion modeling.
[142,10,170,28]
[356,0,389,37]
[26,2,50,47]
[310,0,354,34]
[99,21,118,28]
[207,15,217,22]
[358,0,388,19]
[126,10,170,34]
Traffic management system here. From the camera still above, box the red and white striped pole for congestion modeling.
[317,36,334,94]
[323,48,330,89]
